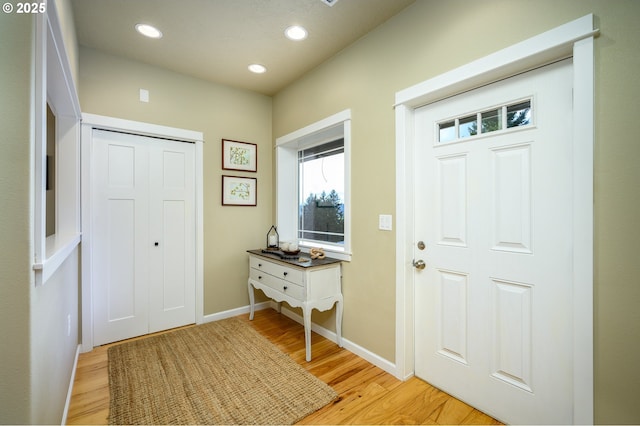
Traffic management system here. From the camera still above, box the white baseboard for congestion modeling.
[61,344,81,425]
[277,308,399,378]
[204,302,400,379]
[202,301,272,323]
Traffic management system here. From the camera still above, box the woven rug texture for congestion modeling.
[107,317,337,425]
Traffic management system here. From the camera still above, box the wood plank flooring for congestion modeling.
[66,308,501,425]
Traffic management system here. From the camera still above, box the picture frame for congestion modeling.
[222,175,257,206]
[222,139,257,172]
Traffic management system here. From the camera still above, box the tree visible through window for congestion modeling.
[298,139,344,245]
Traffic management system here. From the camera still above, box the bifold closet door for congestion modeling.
[92,129,195,346]
[147,136,196,333]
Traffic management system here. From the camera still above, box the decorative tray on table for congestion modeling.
[261,248,303,260]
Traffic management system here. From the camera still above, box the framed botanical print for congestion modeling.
[222,175,257,206]
[222,139,257,172]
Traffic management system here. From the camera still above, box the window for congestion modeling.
[437,99,532,143]
[46,103,56,237]
[298,139,345,247]
[276,110,351,261]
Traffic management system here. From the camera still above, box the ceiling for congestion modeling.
[71,0,416,96]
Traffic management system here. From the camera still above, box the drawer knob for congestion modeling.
[283,286,288,291]
[283,272,288,276]
[258,263,262,267]
[258,276,262,280]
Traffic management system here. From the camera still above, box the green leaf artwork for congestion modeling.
[230,182,250,200]
[230,146,250,166]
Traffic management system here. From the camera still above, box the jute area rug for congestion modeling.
[108,317,337,425]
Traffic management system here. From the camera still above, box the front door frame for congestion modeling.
[80,114,205,352]
[394,15,596,424]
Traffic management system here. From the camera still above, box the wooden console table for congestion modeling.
[247,249,343,361]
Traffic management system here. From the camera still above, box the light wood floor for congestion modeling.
[67,308,501,425]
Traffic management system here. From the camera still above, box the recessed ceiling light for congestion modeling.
[135,23,163,39]
[285,25,308,41]
[248,64,267,74]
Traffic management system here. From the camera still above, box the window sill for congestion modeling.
[33,232,81,285]
[300,242,352,262]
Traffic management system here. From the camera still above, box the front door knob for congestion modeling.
[413,259,426,270]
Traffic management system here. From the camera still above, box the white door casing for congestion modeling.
[395,15,595,425]
[81,114,204,351]
[414,59,572,424]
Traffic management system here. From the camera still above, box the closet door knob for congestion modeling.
[154,242,159,246]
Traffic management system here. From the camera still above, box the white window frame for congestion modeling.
[32,2,82,286]
[276,110,352,261]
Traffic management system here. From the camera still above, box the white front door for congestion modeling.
[414,59,574,424]
[92,129,196,345]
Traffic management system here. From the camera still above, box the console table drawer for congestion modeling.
[250,255,304,284]
[249,267,304,300]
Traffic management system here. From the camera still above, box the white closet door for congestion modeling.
[148,138,196,333]
[92,129,195,346]
[92,130,150,345]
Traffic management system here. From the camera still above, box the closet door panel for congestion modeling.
[92,130,149,345]
[148,140,196,333]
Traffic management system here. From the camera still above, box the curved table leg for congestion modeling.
[303,305,312,362]
[248,280,255,320]
[335,295,344,348]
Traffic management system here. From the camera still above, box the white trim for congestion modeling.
[80,123,93,353]
[275,110,352,262]
[203,301,272,323]
[394,103,415,381]
[395,14,595,423]
[395,15,598,108]
[275,109,351,146]
[195,141,204,325]
[81,113,203,143]
[32,233,81,283]
[33,0,82,287]
[33,13,47,281]
[45,0,81,118]
[279,308,397,376]
[80,114,205,351]
[206,302,398,376]
[61,344,81,425]
[571,35,595,426]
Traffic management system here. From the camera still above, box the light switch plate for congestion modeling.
[379,214,392,231]
[139,89,149,102]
